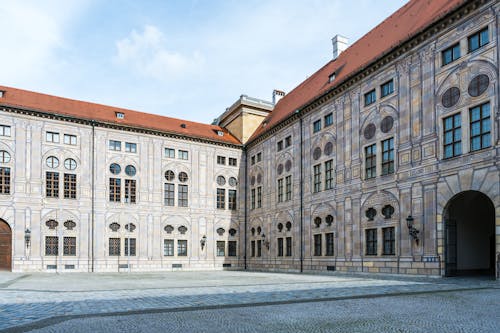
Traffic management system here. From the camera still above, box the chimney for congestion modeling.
[272,89,285,105]
[332,35,348,60]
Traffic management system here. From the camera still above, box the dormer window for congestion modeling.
[217,130,224,136]
[328,73,336,83]
[0,91,4,98]
[116,112,125,119]
[180,123,186,128]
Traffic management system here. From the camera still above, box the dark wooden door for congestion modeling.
[0,220,12,271]
[445,218,457,277]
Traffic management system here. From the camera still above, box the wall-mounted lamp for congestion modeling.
[200,235,207,250]
[406,215,419,245]
[261,233,270,250]
[24,228,31,248]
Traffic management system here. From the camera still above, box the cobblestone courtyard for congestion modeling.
[0,271,498,332]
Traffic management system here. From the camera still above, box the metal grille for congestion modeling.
[164,225,174,233]
[164,170,175,181]
[63,237,76,256]
[109,222,120,232]
[64,220,76,230]
[380,116,394,133]
[363,123,376,140]
[216,228,225,236]
[468,74,489,97]
[442,87,460,108]
[109,238,120,256]
[46,219,58,229]
[45,236,58,256]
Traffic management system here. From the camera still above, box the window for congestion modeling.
[228,190,237,210]
[217,175,226,186]
[229,158,237,166]
[164,183,175,206]
[257,186,262,208]
[217,241,225,256]
[228,241,237,257]
[277,238,284,257]
[285,176,292,201]
[0,151,10,164]
[178,240,187,256]
[110,163,121,175]
[109,140,121,151]
[124,238,136,256]
[286,237,292,256]
[468,27,489,53]
[364,89,376,106]
[45,236,59,256]
[324,113,333,127]
[277,179,284,203]
[326,233,334,256]
[365,144,376,179]
[217,188,225,209]
[164,239,174,256]
[380,80,394,98]
[256,152,262,162]
[251,240,255,257]
[64,158,77,170]
[443,113,462,158]
[442,43,460,66]
[64,174,76,199]
[382,227,395,255]
[0,125,11,137]
[178,184,188,207]
[125,165,136,177]
[46,131,59,143]
[257,240,262,257]
[313,120,321,133]
[164,148,175,158]
[325,160,333,190]
[125,142,137,153]
[381,138,394,175]
[63,237,76,256]
[109,178,121,202]
[313,164,321,193]
[365,229,377,255]
[217,156,226,165]
[109,238,120,256]
[46,172,59,198]
[277,141,283,151]
[125,179,136,203]
[314,234,322,256]
[178,172,188,183]
[251,156,255,165]
[178,150,188,160]
[63,134,77,145]
[470,102,491,152]
[285,136,292,148]
[0,167,10,194]
[46,156,59,168]
[251,188,256,210]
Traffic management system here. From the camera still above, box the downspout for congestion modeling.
[298,110,304,273]
[244,146,248,270]
[91,121,96,272]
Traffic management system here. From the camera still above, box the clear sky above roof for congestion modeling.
[0,0,406,124]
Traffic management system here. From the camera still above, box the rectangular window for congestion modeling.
[314,234,322,256]
[164,239,174,256]
[277,238,284,257]
[125,142,137,153]
[46,171,59,198]
[228,241,237,257]
[285,176,292,201]
[313,119,321,133]
[109,140,121,151]
[45,236,59,256]
[365,229,377,255]
[124,238,136,256]
[256,152,262,162]
[216,241,225,256]
[0,167,10,194]
[442,43,460,66]
[443,113,462,158]
[178,184,188,207]
[380,79,394,98]
[325,233,334,256]
[382,227,395,255]
[468,27,489,53]
[277,140,283,151]
[381,138,394,175]
[217,188,225,209]
[257,240,262,257]
[109,178,121,202]
[177,240,188,256]
[286,237,292,256]
[164,183,175,206]
[325,160,333,190]
[251,156,255,165]
[125,179,136,203]
[364,89,376,106]
[365,144,377,179]
[109,238,120,256]
[178,150,188,160]
[313,164,321,193]
[217,155,226,165]
[228,157,237,166]
[285,136,292,148]
[228,190,237,210]
[257,186,262,208]
[63,134,77,145]
[63,237,76,256]
[251,188,255,209]
[46,131,59,143]
[164,148,175,158]
[324,113,333,127]
[277,178,284,203]
[251,240,255,257]
[0,125,11,137]
[63,173,77,199]
[470,102,491,151]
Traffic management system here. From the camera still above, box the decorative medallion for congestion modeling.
[380,116,394,133]
[217,175,226,186]
[468,74,489,97]
[257,174,262,184]
[382,205,395,219]
[314,217,322,228]
[165,170,175,181]
[286,221,292,231]
[125,223,136,232]
[277,223,283,232]
[365,208,377,221]
[285,160,292,172]
[228,228,237,236]
[325,215,334,226]
[363,123,376,140]
[442,87,460,108]
[229,177,238,187]
[251,176,256,186]
[64,220,76,230]
[277,164,284,175]
[216,227,225,236]
[257,226,262,235]
[178,172,189,182]
[46,219,58,229]
[164,225,174,233]
[178,225,187,234]
[324,142,333,156]
[109,222,120,232]
[313,147,322,160]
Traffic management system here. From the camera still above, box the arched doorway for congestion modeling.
[444,191,495,277]
[0,219,12,271]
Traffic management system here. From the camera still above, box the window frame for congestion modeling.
[324,113,333,127]
[216,241,225,257]
[313,234,322,256]
[178,150,189,160]
[46,131,60,143]
[364,89,376,106]
[277,178,284,203]
[381,138,394,176]
[468,27,489,53]
[63,134,77,145]
[380,79,394,98]
[325,233,334,256]
[164,148,175,158]
[109,140,121,151]
[365,228,377,256]
[285,175,292,201]
[0,167,11,194]
[365,144,377,179]
[442,43,461,66]
[109,178,121,202]
[313,164,321,193]
[177,240,188,256]
[63,236,76,256]
[178,184,188,207]
[313,119,321,133]
[63,173,77,199]
[443,113,462,159]
[382,227,395,255]
[469,102,491,152]
[0,125,11,137]
[125,142,137,153]
[216,188,226,209]
[164,239,174,256]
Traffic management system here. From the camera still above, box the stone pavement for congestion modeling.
[0,271,498,332]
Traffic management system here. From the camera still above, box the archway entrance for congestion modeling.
[0,219,12,271]
[444,191,495,277]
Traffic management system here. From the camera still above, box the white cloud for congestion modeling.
[115,25,204,80]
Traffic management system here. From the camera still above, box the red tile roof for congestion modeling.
[0,85,241,145]
[249,0,468,142]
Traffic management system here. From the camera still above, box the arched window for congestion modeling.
[0,151,11,163]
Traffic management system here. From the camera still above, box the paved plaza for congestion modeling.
[0,271,498,332]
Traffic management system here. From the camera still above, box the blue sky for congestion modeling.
[0,0,406,124]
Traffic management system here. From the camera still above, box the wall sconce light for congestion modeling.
[200,235,207,250]
[261,233,270,250]
[406,215,419,245]
[24,228,31,248]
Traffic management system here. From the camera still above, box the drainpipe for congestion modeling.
[91,121,95,272]
[297,110,304,273]
[244,146,248,270]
